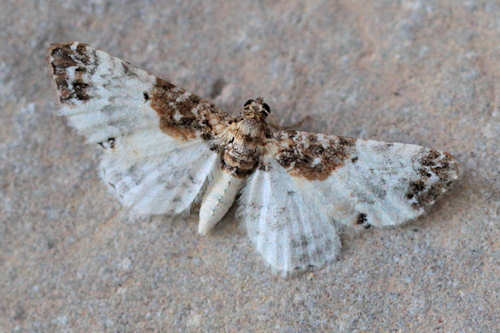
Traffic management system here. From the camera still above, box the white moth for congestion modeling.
[49,42,459,275]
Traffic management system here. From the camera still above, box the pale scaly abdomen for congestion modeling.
[198,169,245,234]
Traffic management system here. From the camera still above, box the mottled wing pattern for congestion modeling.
[238,157,341,274]
[99,137,218,216]
[271,130,459,228]
[49,42,228,215]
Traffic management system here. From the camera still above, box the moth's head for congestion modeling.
[242,97,271,119]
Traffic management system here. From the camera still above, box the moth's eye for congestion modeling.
[244,99,254,107]
[262,103,271,114]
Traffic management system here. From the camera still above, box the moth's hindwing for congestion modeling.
[238,157,341,275]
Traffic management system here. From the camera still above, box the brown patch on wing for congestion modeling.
[274,131,356,181]
[407,149,459,209]
[149,77,229,141]
[49,42,94,104]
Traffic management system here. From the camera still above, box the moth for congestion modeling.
[48,42,459,274]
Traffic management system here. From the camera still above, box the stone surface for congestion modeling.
[0,0,498,331]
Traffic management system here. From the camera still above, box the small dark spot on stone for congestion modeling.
[351,156,358,163]
[143,92,149,101]
[394,91,401,96]
[364,223,371,229]
[13,305,26,321]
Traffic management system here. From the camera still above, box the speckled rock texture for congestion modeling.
[0,0,498,332]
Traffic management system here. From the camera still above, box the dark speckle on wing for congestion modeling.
[49,42,96,104]
[150,78,229,142]
[274,130,356,180]
[407,149,459,209]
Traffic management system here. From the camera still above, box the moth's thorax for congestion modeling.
[236,117,266,139]
[220,117,268,177]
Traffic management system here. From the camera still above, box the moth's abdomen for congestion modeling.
[198,170,245,235]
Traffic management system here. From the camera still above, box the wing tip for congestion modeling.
[444,151,460,180]
[406,148,460,212]
[48,41,84,53]
[48,41,90,67]
[48,41,95,105]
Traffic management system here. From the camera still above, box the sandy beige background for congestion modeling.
[1,0,498,332]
